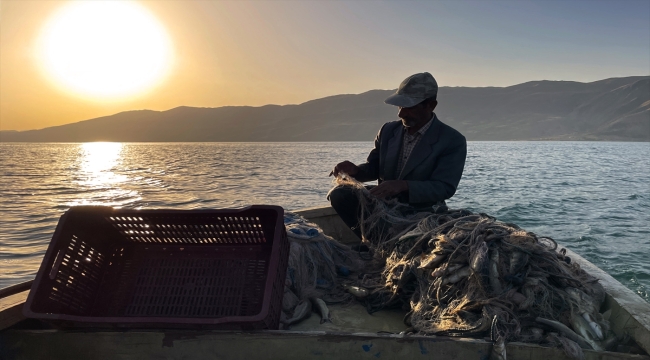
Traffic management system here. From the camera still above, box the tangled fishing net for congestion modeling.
[325,175,617,359]
[280,212,363,325]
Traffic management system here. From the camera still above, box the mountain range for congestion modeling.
[2,76,648,142]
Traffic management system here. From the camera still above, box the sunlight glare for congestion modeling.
[79,142,125,186]
[66,142,141,208]
[36,1,173,100]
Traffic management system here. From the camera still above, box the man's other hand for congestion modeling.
[330,161,360,177]
[369,180,408,199]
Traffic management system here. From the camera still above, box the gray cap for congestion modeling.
[384,72,438,107]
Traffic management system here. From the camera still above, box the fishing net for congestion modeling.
[280,212,364,326]
[285,212,363,300]
[329,175,612,358]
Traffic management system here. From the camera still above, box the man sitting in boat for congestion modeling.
[329,72,467,239]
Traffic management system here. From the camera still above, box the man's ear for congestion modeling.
[429,100,438,112]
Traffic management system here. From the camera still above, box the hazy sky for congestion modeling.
[1,0,649,131]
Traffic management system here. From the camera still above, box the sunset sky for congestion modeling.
[1,0,648,131]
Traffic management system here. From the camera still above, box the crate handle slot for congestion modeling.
[49,250,65,280]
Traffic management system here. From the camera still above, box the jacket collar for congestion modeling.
[397,114,442,179]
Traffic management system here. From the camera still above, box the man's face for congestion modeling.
[398,100,434,128]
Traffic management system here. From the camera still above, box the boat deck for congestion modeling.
[290,302,406,333]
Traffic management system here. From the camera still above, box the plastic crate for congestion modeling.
[23,205,288,330]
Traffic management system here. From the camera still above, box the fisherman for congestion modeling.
[328,72,467,239]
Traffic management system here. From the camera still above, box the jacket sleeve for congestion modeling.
[406,134,467,205]
[354,123,387,182]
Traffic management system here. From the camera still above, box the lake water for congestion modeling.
[1,142,648,303]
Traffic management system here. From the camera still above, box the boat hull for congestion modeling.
[2,329,643,360]
[1,205,649,360]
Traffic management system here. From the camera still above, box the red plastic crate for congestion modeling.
[23,205,288,330]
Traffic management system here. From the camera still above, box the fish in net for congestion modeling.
[329,175,615,359]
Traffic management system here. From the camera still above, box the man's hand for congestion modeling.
[329,160,360,177]
[369,180,408,199]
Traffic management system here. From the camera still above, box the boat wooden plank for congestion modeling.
[1,330,648,360]
[0,281,32,299]
[0,290,29,331]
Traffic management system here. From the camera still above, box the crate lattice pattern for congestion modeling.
[108,215,267,244]
[122,257,267,317]
[48,235,105,314]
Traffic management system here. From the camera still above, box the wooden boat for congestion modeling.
[1,205,649,360]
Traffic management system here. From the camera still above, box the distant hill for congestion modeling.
[2,76,648,142]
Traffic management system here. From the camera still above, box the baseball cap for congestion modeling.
[384,72,438,107]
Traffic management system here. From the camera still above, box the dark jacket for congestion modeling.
[355,114,467,207]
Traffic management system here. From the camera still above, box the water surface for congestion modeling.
[1,142,648,302]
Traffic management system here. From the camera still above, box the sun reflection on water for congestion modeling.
[65,142,141,207]
[79,142,125,185]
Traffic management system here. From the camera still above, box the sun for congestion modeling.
[36,1,173,100]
